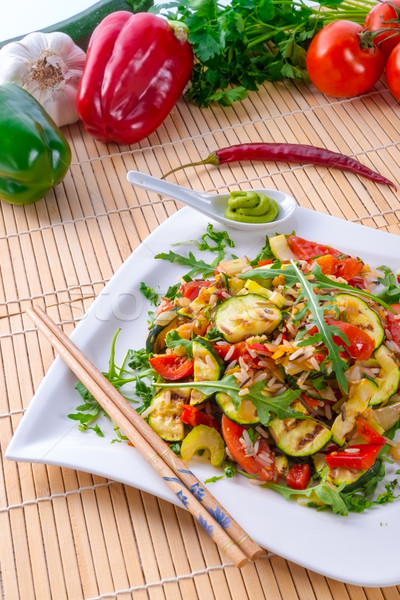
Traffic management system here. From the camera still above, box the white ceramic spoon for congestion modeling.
[127,170,297,231]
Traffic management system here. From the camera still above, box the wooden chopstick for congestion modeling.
[26,305,264,567]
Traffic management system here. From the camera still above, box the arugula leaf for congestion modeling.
[154,249,219,278]
[264,480,349,516]
[156,374,303,426]
[165,330,193,359]
[375,265,400,304]
[139,281,159,306]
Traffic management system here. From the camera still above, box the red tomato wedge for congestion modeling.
[287,235,342,260]
[149,354,194,380]
[179,280,212,301]
[221,415,278,482]
[325,317,375,360]
[384,304,400,349]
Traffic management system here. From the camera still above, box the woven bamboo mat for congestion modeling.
[2,77,400,600]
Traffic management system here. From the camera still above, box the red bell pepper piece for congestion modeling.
[77,12,193,144]
[180,405,220,431]
[286,463,312,490]
[325,444,382,470]
[356,417,386,446]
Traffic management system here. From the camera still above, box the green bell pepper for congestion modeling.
[0,83,71,205]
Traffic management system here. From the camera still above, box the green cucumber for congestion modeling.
[0,0,154,50]
[214,293,281,343]
[190,338,225,405]
[216,392,260,425]
[269,401,332,457]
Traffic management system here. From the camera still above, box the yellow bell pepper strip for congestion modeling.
[77,11,193,145]
[0,83,71,205]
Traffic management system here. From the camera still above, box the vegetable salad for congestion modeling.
[71,226,400,515]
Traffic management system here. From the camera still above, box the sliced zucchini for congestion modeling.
[244,279,286,308]
[369,345,400,406]
[214,293,282,343]
[269,401,332,457]
[147,388,190,442]
[269,234,296,261]
[146,310,179,353]
[180,425,225,467]
[216,392,260,425]
[190,338,225,405]
[331,378,378,445]
[275,455,290,478]
[333,294,384,349]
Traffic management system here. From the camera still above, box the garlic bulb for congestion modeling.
[0,31,86,127]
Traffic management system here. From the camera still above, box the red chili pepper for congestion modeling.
[180,404,220,431]
[162,143,396,190]
[325,444,381,470]
[286,463,312,490]
[77,12,193,144]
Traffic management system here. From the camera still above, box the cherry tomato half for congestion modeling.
[306,20,385,97]
[364,0,400,60]
[149,353,194,380]
[221,415,278,482]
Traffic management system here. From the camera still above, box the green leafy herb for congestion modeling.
[152,0,375,107]
[154,249,220,278]
[264,480,349,516]
[376,265,400,304]
[165,330,194,359]
[156,373,302,426]
[139,281,159,306]
[250,235,275,265]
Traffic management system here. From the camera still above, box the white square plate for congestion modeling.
[6,205,400,587]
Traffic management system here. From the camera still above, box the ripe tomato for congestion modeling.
[221,415,278,482]
[287,235,342,260]
[325,317,375,360]
[384,303,400,347]
[364,0,400,60]
[149,353,194,380]
[306,20,385,97]
[386,43,400,99]
[179,280,212,301]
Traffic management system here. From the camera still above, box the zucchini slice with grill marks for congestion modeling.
[216,392,260,425]
[147,387,190,442]
[214,293,281,343]
[190,338,225,405]
[333,294,384,349]
[269,401,332,457]
[331,378,378,445]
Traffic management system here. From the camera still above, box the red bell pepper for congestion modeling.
[286,463,312,490]
[356,417,386,446]
[77,11,193,144]
[325,444,382,470]
[180,404,220,431]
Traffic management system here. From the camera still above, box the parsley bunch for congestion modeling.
[153,0,375,107]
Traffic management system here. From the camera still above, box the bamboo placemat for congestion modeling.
[2,77,400,600]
